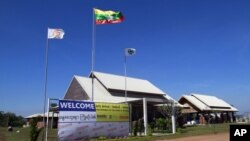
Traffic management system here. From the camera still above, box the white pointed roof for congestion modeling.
[179,93,238,112]
[73,75,140,103]
[64,72,175,104]
[92,71,166,95]
[192,93,231,108]
[182,95,210,110]
[26,112,58,118]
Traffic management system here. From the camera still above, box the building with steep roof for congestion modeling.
[63,71,177,134]
[64,71,172,103]
[179,93,238,124]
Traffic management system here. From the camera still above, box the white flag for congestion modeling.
[125,48,136,56]
[48,28,65,39]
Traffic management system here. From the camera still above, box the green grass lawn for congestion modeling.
[0,124,230,141]
[103,123,230,141]
[0,127,57,141]
[0,127,30,141]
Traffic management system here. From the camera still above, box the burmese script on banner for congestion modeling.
[57,100,129,141]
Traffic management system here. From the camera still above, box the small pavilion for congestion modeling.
[178,93,238,124]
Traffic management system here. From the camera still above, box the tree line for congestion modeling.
[0,111,25,127]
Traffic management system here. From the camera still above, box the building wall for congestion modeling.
[64,78,89,100]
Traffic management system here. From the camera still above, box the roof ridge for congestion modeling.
[191,94,211,109]
[92,71,149,81]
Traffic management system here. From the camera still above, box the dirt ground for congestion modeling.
[158,133,229,141]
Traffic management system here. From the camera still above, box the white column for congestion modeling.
[143,98,148,136]
[171,101,176,134]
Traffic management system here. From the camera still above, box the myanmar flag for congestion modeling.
[94,8,124,25]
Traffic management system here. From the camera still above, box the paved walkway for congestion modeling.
[157,133,229,141]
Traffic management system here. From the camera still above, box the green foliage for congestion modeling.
[50,103,58,108]
[137,118,144,136]
[0,111,8,127]
[157,104,182,119]
[147,124,153,136]
[132,120,138,136]
[176,127,186,134]
[98,136,107,140]
[165,118,172,131]
[155,118,172,132]
[0,111,25,127]
[155,118,166,130]
[157,104,184,128]
[30,117,43,141]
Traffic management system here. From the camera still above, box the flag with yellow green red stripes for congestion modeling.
[94,8,124,24]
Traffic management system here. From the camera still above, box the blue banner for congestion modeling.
[59,100,96,112]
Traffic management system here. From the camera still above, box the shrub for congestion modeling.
[156,118,166,130]
[30,117,43,141]
[132,120,138,136]
[137,118,144,136]
[147,124,153,136]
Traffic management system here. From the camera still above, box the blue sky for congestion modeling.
[1,0,250,116]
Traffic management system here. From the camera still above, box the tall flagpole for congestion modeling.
[92,8,96,101]
[124,54,127,103]
[45,98,50,141]
[124,48,136,103]
[42,29,49,141]
[42,28,64,141]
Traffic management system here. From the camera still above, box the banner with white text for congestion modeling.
[58,100,129,141]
